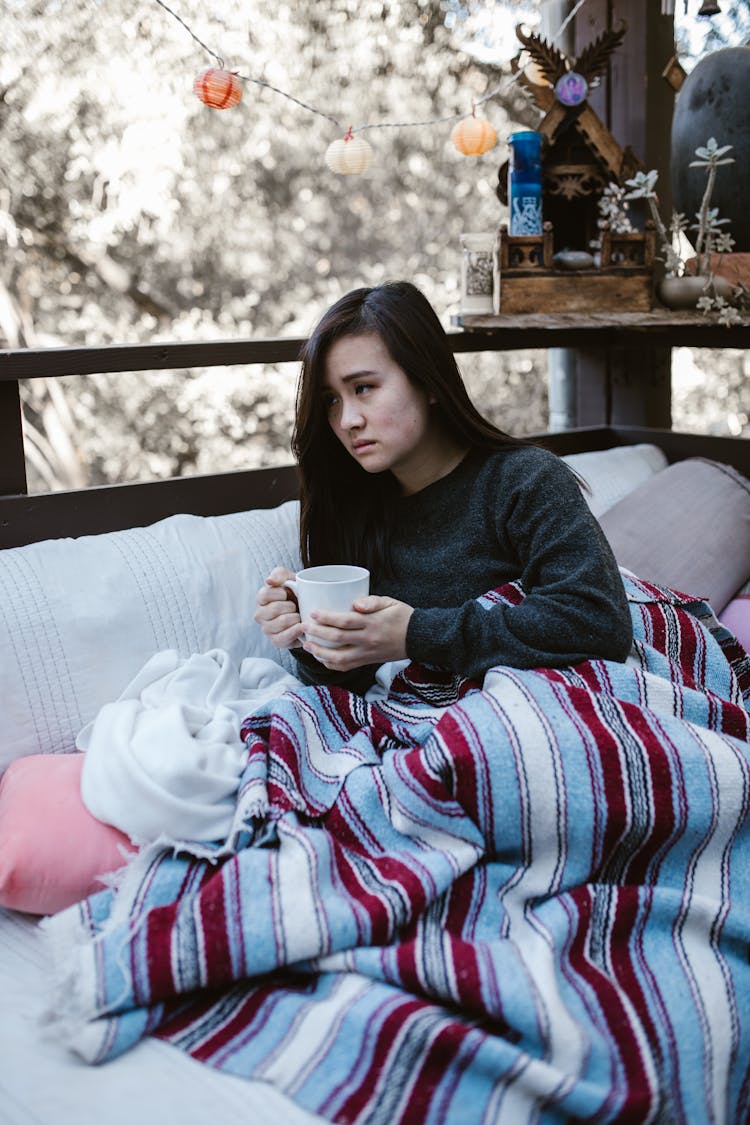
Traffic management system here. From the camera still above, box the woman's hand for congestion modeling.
[302,595,413,671]
[254,567,304,650]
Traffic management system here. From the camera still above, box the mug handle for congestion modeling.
[282,577,305,646]
[282,577,299,607]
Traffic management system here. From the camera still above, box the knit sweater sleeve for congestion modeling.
[405,451,632,680]
[291,646,378,695]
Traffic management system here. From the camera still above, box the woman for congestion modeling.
[255,281,632,692]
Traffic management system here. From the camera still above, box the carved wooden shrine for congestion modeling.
[493,25,656,314]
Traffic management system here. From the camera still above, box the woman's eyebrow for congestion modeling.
[324,369,379,388]
[340,369,379,382]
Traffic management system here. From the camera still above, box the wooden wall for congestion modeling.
[566,0,677,429]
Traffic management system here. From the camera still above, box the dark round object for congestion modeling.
[671,47,750,251]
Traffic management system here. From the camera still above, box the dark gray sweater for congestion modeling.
[294,445,633,690]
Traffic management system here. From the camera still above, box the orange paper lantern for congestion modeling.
[450,115,497,156]
[193,68,243,110]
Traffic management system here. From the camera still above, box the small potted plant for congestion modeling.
[615,138,740,321]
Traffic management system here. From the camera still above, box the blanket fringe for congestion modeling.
[39,902,102,1061]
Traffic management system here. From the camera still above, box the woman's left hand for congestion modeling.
[302,596,413,671]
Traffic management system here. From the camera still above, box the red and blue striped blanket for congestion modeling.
[45,574,750,1123]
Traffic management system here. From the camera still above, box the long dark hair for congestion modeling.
[293,281,527,572]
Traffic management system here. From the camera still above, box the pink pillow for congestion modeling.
[719,595,750,654]
[0,753,133,915]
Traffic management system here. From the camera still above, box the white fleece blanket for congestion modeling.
[78,650,300,846]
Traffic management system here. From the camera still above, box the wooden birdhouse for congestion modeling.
[493,24,656,314]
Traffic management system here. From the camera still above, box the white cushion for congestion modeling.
[0,501,301,775]
[562,443,669,518]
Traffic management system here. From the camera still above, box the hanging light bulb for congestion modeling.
[697,1,721,14]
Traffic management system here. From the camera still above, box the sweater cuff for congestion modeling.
[406,608,456,666]
[292,648,379,695]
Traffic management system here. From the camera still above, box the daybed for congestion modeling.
[1,424,749,1125]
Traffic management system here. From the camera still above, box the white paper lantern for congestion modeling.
[325,132,374,175]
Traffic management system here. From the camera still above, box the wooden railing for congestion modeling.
[0,330,526,498]
[1,312,748,501]
[0,312,746,544]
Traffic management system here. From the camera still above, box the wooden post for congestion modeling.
[542,0,578,431]
[569,0,675,428]
[0,380,28,496]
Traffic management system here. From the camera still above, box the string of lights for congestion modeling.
[153,0,591,143]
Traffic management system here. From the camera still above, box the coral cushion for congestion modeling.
[0,753,133,915]
[599,458,750,615]
[719,595,750,654]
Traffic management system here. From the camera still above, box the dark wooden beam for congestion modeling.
[0,380,27,495]
[0,331,520,383]
[577,0,675,203]
[0,464,300,550]
[0,337,308,381]
[570,0,676,428]
[2,426,747,549]
[456,311,750,350]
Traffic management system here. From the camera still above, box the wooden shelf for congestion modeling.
[453,310,750,351]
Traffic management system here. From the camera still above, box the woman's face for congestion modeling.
[322,331,446,494]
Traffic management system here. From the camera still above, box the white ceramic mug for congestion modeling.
[284,565,370,648]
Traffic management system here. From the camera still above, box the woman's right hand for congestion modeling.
[254,567,304,650]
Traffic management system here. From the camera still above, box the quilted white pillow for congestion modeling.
[0,501,301,775]
[562,443,669,518]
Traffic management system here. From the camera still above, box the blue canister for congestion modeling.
[508,131,543,236]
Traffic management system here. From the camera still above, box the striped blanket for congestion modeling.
[45,574,750,1124]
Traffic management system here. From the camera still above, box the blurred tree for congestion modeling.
[1,0,547,490]
[674,0,750,57]
[2,0,746,492]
